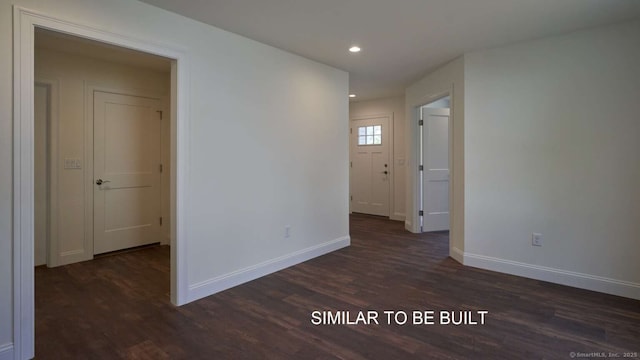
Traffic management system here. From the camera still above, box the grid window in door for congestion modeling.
[358,125,382,145]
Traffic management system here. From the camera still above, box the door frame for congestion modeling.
[349,113,395,218]
[13,7,191,359]
[419,100,451,232]
[408,87,455,248]
[85,85,168,259]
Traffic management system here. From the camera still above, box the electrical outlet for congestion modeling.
[285,225,291,238]
[532,233,543,247]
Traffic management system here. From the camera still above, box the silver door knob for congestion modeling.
[95,179,110,185]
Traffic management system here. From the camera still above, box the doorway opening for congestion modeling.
[34,28,173,264]
[349,114,394,217]
[32,28,175,356]
[418,96,451,234]
[14,7,190,358]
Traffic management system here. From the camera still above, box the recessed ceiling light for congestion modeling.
[349,46,361,53]
[349,94,357,98]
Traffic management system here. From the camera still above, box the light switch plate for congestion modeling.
[64,158,82,169]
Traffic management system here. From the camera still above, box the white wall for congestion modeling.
[405,57,465,260]
[1,0,349,355]
[349,96,406,220]
[463,20,640,298]
[35,47,171,266]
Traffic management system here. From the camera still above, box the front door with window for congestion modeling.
[350,115,390,216]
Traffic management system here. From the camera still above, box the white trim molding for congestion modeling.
[0,343,13,360]
[187,236,351,303]
[450,246,464,264]
[390,212,405,221]
[463,251,640,300]
[13,6,190,359]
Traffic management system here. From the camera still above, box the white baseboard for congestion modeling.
[390,212,405,221]
[58,249,90,267]
[0,343,13,360]
[450,247,464,264]
[187,236,351,303]
[463,251,640,300]
[404,220,416,233]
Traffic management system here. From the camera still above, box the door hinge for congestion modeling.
[159,217,163,226]
[159,164,163,173]
[419,210,424,216]
[418,119,424,126]
[350,128,352,134]
[350,161,352,168]
[419,165,424,171]
[350,195,353,201]
[157,110,163,120]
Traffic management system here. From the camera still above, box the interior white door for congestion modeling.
[93,91,163,255]
[350,116,390,216]
[421,107,450,231]
[34,83,48,266]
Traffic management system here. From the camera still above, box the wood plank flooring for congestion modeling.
[35,214,640,359]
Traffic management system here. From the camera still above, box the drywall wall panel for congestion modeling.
[464,20,640,297]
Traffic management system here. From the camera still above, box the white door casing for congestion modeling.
[93,91,162,254]
[350,115,390,217]
[14,9,190,359]
[421,107,450,231]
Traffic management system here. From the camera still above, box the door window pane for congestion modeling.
[366,135,373,145]
[357,125,382,146]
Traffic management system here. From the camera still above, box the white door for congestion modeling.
[93,91,163,255]
[34,84,49,266]
[350,116,390,216]
[421,107,450,231]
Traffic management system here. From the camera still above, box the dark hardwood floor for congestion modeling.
[36,214,640,359]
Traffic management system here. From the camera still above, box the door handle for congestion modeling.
[383,171,388,175]
[95,179,111,185]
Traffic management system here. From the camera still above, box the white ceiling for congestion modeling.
[139,0,640,101]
